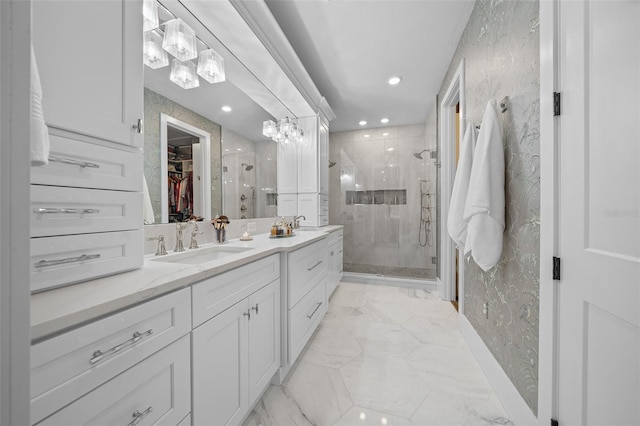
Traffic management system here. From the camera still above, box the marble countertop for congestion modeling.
[31,225,343,341]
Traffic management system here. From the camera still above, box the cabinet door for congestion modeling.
[327,241,338,296]
[192,300,249,426]
[297,116,319,193]
[277,143,298,194]
[32,0,143,148]
[247,280,280,405]
[319,120,329,195]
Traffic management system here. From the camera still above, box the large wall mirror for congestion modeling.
[143,0,292,224]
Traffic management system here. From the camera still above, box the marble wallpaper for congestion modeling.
[143,88,222,223]
[437,0,540,414]
[329,123,438,280]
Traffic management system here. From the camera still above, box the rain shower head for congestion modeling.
[413,149,430,160]
[241,163,254,171]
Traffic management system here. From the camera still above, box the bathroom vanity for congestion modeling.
[31,227,343,425]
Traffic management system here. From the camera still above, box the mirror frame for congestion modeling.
[160,113,212,223]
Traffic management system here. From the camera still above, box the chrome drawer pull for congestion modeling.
[33,208,101,215]
[307,260,323,271]
[35,253,101,268]
[89,329,153,365]
[307,301,323,319]
[48,155,100,169]
[128,406,153,426]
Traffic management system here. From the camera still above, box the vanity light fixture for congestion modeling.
[169,58,199,89]
[162,18,197,62]
[143,30,169,69]
[262,117,305,149]
[197,49,225,83]
[388,76,402,85]
[142,0,159,31]
[380,117,390,124]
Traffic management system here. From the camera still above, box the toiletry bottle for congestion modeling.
[271,223,277,236]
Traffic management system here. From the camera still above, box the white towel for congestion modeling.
[448,123,477,248]
[463,100,505,271]
[30,45,50,167]
[143,174,155,224]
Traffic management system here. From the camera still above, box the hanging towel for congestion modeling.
[30,45,50,166]
[143,174,155,224]
[463,99,505,271]
[448,123,477,248]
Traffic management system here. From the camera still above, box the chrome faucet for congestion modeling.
[146,234,168,256]
[293,215,306,229]
[189,222,203,249]
[174,221,196,252]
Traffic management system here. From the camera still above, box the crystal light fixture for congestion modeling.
[143,31,169,69]
[162,18,197,62]
[142,0,159,32]
[169,59,199,89]
[262,117,305,149]
[197,49,225,84]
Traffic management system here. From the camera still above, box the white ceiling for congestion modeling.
[265,0,475,132]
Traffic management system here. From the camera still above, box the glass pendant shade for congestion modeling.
[279,117,292,135]
[197,49,226,84]
[143,31,169,69]
[262,120,277,138]
[162,18,197,61]
[142,0,159,31]
[169,59,200,89]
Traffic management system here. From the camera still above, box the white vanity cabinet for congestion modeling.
[30,0,144,292]
[30,288,191,425]
[192,255,281,426]
[326,229,344,297]
[32,0,143,148]
[286,239,328,365]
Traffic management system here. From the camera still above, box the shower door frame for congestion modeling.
[439,59,466,312]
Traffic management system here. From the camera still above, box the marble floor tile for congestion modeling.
[333,406,413,426]
[284,361,353,425]
[351,321,422,358]
[303,325,363,369]
[339,352,431,418]
[243,282,511,426]
[410,390,511,426]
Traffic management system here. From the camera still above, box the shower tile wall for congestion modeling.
[329,124,437,280]
[438,0,540,414]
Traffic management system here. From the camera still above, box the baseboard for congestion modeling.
[341,272,437,292]
[459,314,540,426]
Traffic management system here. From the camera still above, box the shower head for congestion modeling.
[241,163,254,171]
[328,161,337,168]
[413,149,430,160]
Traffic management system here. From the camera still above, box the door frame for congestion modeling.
[439,59,466,313]
[160,113,212,222]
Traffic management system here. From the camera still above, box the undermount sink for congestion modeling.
[151,245,253,265]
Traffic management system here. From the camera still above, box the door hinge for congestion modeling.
[553,257,561,280]
[551,419,559,426]
[553,92,561,116]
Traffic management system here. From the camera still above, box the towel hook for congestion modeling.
[499,96,508,113]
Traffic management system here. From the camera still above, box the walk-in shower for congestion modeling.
[329,124,438,283]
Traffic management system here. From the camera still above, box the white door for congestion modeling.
[558,1,640,425]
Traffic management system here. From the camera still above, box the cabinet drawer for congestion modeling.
[318,215,329,226]
[31,185,142,237]
[31,288,191,425]
[31,130,143,192]
[30,230,143,293]
[289,281,327,363]
[288,240,327,308]
[192,254,280,327]
[319,194,329,208]
[37,335,191,426]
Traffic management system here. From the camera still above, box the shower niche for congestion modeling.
[345,189,407,205]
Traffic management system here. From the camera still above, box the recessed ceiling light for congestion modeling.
[387,147,394,151]
[364,134,370,138]
[221,105,232,112]
[382,132,389,136]
[380,118,390,124]
[388,76,402,85]
[358,120,367,126]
